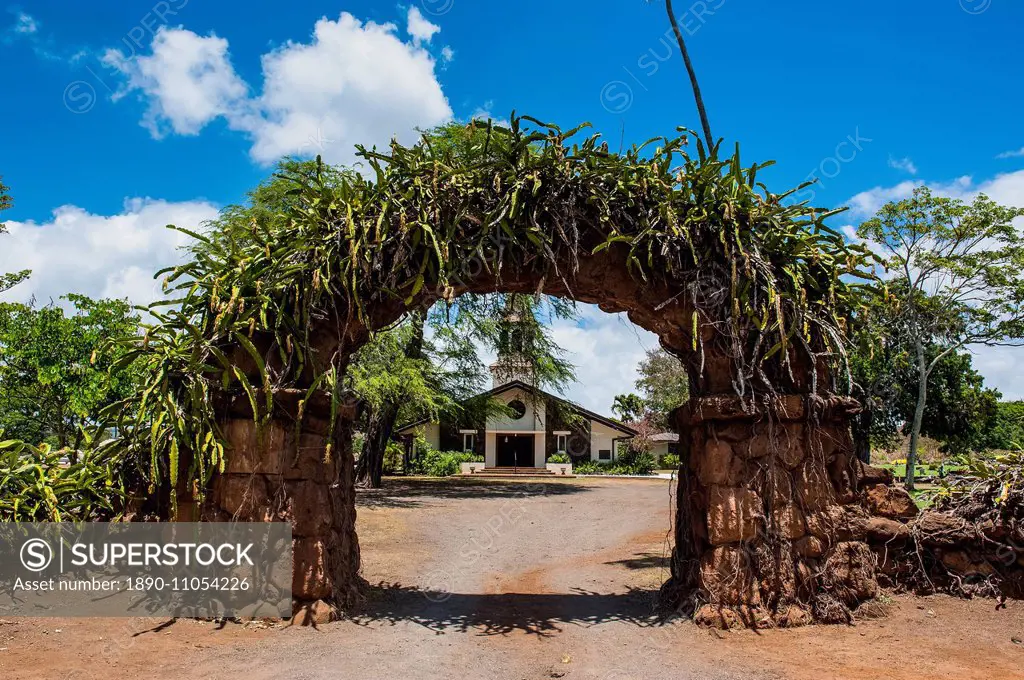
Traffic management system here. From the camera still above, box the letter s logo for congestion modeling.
[20,538,53,572]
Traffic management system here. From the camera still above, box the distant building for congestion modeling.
[395,361,636,468]
[648,432,680,460]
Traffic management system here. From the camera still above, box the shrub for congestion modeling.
[0,439,125,521]
[573,461,602,475]
[410,447,483,477]
[383,440,405,474]
[572,455,655,476]
[548,452,570,464]
[659,453,681,469]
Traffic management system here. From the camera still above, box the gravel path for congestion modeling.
[3,476,1022,680]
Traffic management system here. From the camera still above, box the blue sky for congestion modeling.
[2,0,1024,410]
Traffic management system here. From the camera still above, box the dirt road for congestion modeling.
[1,477,1022,679]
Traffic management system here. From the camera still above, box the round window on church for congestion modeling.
[568,435,588,456]
[507,399,527,420]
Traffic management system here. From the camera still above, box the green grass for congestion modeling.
[880,462,965,480]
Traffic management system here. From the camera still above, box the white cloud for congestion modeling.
[14,12,38,34]
[103,28,249,138]
[970,345,1024,400]
[406,7,440,45]
[243,12,452,166]
[887,155,918,175]
[549,305,659,415]
[845,180,921,220]
[0,198,219,306]
[441,45,454,63]
[997,147,1024,160]
[106,13,454,167]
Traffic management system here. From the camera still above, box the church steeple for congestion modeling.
[489,306,533,388]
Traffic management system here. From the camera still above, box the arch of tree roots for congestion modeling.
[108,117,890,627]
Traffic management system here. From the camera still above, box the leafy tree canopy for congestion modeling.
[856,186,1024,485]
[0,295,141,450]
[0,176,30,294]
[612,393,647,423]
[635,347,689,427]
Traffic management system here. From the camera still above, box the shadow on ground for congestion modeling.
[350,583,671,637]
[356,478,595,509]
[604,552,672,571]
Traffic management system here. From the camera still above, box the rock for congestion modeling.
[213,475,273,520]
[853,460,894,488]
[794,536,825,558]
[794,559,818,598]
[940,550,995,577]
[776,604,813,628]
[865,516,911,543]
[778,423,806,469]
[796,459,837,512]
[915,511,978,547]
[693,604,773,629]
[699,545,761,606]
[286,481,334,537]
[291,599,334,626]
[715,422,752,443]
[864,484,919,520]
[822,541,878,606]
[222,420,287,475]
[761,465,794,508]
[687,394,804,424]
[293,538,332,600]
[737,431,772,460]
[775,504,806,540]
[827,453,857,504]
[282,432,341,483]
[697,440,744,486]
[706,486,762,545]
[807,505,869,542]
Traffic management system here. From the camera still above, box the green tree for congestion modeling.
[0,295,141,451]
[0,176,30,294]
[612,393,647,423]
[350,311,451,487]
[980,401,1024,450]
[634,347,689,427]
[857,186,1024,488]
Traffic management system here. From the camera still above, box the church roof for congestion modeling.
[395,379,638,436]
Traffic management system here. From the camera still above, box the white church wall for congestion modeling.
[590,421,620,461]
[486,387,546,433]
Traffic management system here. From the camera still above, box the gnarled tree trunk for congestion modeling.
[354,311,425,488]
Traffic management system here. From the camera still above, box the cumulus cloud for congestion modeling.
[243,12,452,166]
[0,198,219,307]
[549,305,659,415]
[406,7,440,45]
[103,28,249,138]
[105,12,453,167]
[887,156,918,175]
[845,180,921,220]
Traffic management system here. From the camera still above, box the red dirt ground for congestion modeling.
[1,477,1021,679]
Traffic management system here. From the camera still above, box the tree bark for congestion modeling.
[354,311,425,489]
[851,404,873,464]
[906,339,928,491]
[355,403,400,488]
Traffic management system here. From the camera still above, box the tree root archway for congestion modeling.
[153,119,890,628]
[203,264,881,628]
